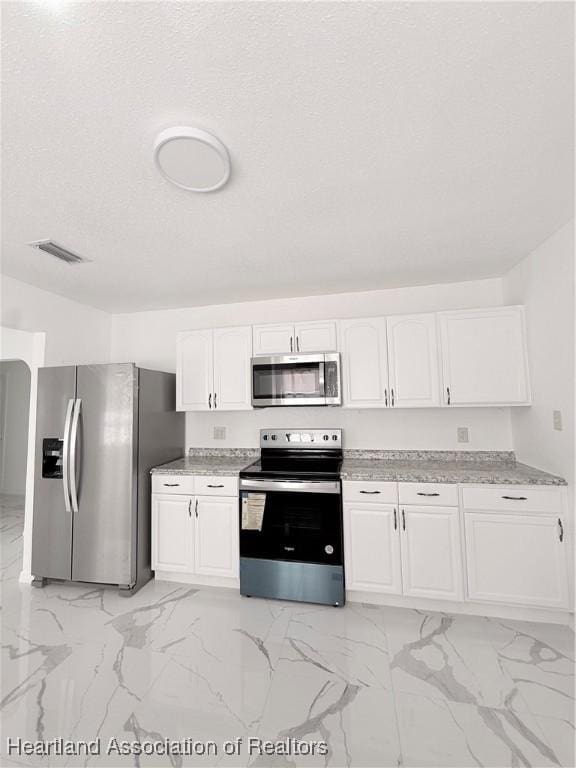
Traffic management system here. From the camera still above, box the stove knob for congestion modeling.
[271,434,277,441]
[263,434,268,440]
[323,434,329,441]
[332,434,338,441]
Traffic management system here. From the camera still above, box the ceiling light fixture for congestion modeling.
[153,126,231,192]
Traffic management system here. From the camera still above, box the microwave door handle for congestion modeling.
[62,398,74,512]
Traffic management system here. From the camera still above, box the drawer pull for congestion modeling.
[207,484,225,488]
[360,490,381,495]
[417,492,440,497]
[558,518,564,542]
[502,495,527,501]
[163,483,180,487]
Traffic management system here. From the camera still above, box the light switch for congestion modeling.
[457,427,470,443]
[213,426,226,440]
[553,410,563,431]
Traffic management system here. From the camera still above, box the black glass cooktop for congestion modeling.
[240,450,342,481]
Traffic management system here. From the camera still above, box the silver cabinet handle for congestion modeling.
[69,399,82,513]
[290,336,293,352]
[296,336,300,352]
[394,508,397,530]
[195,499,199,518]
[502,495,527,501]
[207,484,224,488]
[446,387,451,405]
[360,490,381,494]
[384,389,388,407]
[558,518,564,542]
[62,399,74,513]
[208,393,212,409]
[214,392,217,409]
[188,499,191,518]
[163,483,180,487]
[402,509,406,531]
[417,492,440,497]
[391,388,395,407]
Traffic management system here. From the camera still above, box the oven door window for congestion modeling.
[252,362,323,401]
[239,490,343,565]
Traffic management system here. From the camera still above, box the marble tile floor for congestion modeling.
[1,494,574,767]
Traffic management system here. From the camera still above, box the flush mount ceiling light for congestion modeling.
[153,126,231,192]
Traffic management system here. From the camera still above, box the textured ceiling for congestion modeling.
[1,1,574,313]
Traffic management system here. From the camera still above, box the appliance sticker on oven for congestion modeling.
[242,493,266,531]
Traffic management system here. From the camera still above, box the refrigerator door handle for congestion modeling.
[62,399,74,512]
[69,398,82,513]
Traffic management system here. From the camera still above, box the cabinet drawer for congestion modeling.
[342,481,398,504]
[399,482,458,506]
[195,475,238,497]
[152,474,195,495]
[461,486,562,513]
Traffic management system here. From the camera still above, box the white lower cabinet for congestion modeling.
[151,494,193,572]
[344,502,402,593]
[194,496,239,578]
[400,506,463,601]
[465,512,568,609]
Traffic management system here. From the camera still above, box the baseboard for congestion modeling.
[346,590,574,626]
[154,571,239,589]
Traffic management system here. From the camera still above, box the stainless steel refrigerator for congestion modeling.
[32,363,184,594]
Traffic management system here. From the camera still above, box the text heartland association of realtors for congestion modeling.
[6,737,329,758]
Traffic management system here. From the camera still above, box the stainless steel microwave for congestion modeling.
[251,353,341,407]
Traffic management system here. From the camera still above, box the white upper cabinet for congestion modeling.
[294,321,337,353]
[177,329,213,411]
[386,313,440,408]
[252,321,337,355]
[339,318,389,407]
[438,307,530,406]
[252,323,294,355]
[213,326,252,411]
[177,326,252,411]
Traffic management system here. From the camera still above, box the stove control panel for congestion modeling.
[260,429,342,449]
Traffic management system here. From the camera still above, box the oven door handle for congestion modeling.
[239,479,341,495]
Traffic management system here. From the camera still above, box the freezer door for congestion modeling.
[32,366,76,580]
[71,364,138,585]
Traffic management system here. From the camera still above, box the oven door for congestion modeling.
[239,480,343,566]
[251,354,327,406]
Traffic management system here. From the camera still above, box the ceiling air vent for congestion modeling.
[28,239,87,265]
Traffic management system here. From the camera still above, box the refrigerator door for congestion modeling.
[71,364,138,585]
[32,366,76,580]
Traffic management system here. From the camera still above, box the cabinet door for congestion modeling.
[339,318,389,407]
[465,512,568,609]
[294,321,337,353]
[252,324,294,355]
[194,496,239,578]
[439,307,530,405]
[344,503,402,593]
[400,506,463,601]
[213,326,252,411]
[387,314,440,407]
[176,329,214,411]
[151,494,193,572]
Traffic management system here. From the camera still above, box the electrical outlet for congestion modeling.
[457,427,470,443]
[553,410,563,431]
[213,426,226,440]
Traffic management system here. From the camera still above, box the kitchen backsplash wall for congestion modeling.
[185,406,513,451]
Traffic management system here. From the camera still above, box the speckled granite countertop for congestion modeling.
[340,451,566,485]
[151,449,258,476]
[152,449,566,485]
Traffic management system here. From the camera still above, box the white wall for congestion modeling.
[0,360,30,495]
[1,275,111,365]
[503,222,575,487]
[111,277,513,450]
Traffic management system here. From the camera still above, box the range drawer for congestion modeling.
[399,482,458,506]
[342,481,398,504]
[195,475,238,497]
[461,485,563,513]
[152,474,195,495]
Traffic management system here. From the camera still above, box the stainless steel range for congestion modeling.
[239,429,344,606]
